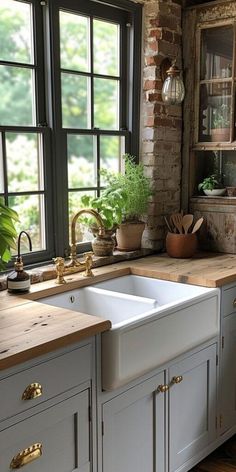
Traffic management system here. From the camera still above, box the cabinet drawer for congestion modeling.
[0,343,91,423]
[0,389,90,472]
[222,285,236,317]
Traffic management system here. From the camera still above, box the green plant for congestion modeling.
[0,199,18,270]
[81,188,127,231]
[198,174,224,192]
[101,154,152,222]
[212,104,230,129]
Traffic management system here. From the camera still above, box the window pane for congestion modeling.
[0,65,34,126]
[61,73,89,128]
[0,134,4,193]
[94,78,119,130]
[199,82,231,142]
[60,11,89,73]
[201,26,233,81]
[68,135,96,188]
[8,194,46,253]
[6,133,44,192]
[93,19,119,76]
[68,190,96,242]
[0,0,33,64]
[100,135,121,172]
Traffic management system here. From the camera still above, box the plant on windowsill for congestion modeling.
[80,188,127,256]
[100,154,152,251]
[198,174,226,197]
[0,199,19,271]
[211,104,230,142]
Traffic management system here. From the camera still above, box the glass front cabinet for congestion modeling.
[183,1,236,253]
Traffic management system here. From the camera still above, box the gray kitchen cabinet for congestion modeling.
[101,343,217,472]
[0,339,94,472]
[220,283,236,434]
[0,389,90,472]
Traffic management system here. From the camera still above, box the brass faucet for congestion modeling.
[53,208,105,283]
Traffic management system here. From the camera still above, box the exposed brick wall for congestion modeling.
[140,0,183,251]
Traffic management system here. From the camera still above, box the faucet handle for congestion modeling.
[83,252,94,278]
[53,257,66,284]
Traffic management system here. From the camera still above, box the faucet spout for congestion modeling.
[70,208,105,266]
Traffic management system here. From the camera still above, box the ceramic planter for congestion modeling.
[116,221,145,251]
[203,188,226,196]
[166,232,197,258]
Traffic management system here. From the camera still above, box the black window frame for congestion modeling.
[0,0,142,268]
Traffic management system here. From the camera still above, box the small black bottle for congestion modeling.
[7,231,32,293]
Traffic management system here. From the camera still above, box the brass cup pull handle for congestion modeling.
[22,383,42,400]
[233,298,236,308]
[157,384,169,393]
[10,443,42,469]
[171,375,183,384]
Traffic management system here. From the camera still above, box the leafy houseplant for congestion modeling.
[198,175,226,196]
[211,104,230,142]
[101,154,152,251]
[0,200,18,271]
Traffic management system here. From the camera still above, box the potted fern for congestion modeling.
[101,154,152,251]
[0,200,18,271]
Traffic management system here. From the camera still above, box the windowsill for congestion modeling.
[0,248,155,292]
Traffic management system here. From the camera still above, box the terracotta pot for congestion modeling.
[211,128,230,142]
[116,221,145,251]
[166,232,197,258]
[226,186,236,197]
[92,232,115,256]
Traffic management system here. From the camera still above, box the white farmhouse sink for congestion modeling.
[39,275,220,391]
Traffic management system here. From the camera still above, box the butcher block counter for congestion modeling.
[1,251,236,371]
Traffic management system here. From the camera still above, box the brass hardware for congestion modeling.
[10,443,42,469]
[233,298,236,308]
[157,384,169,393]
[171,375,183,384]
[53,208,105,283]
[22,383,42,400]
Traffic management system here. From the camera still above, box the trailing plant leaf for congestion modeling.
[0,199,18,270]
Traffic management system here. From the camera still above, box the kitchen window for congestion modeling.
[0,0,142,266]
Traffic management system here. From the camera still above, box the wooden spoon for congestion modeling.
[182,214,194,234]
[192,217,204,233]
[171,213,183,234]
[164,216,172,233]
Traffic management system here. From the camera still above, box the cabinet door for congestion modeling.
[220,313,236,433]
[168,345,217,472]
[102,372,165,472]
[0,389,91,472]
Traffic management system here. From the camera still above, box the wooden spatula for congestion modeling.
[171,213,183,234]
[192,217,204,233]
[182,214,193,234]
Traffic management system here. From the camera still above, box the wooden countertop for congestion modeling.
[1,251,236,371]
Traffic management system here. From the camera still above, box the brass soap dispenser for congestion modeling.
[7,231,32,293]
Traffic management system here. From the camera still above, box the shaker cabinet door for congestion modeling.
[102,372,165,472]
[221,313,236,433]
[0,389,91,472]
[168,345,217,472]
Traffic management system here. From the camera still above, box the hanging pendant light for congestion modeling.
[161,61,185,105]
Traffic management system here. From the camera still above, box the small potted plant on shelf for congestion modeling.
[101,154,152,251]
[80,188,126,256]
[0,199,18,271]
[211,104,230,142]
[198,174,226,196]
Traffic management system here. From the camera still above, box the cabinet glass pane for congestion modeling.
[67,135,96,188]
[201,26,233,81]
[8,194,46,252]
[0,66,34,126]
[93,19,119,76]
[6,133,44,192]
[0,0,33,64]
[94,78,119,130]
[60,11,89,73]
[199,82,231,142]
[194,150,236,196]
[61,73,90,128]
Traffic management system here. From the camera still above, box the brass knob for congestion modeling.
[157,384,169,393]
[10,443,42,469]
[22,383,42,400]
[233,298,236,308]
[171,375,183,384]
